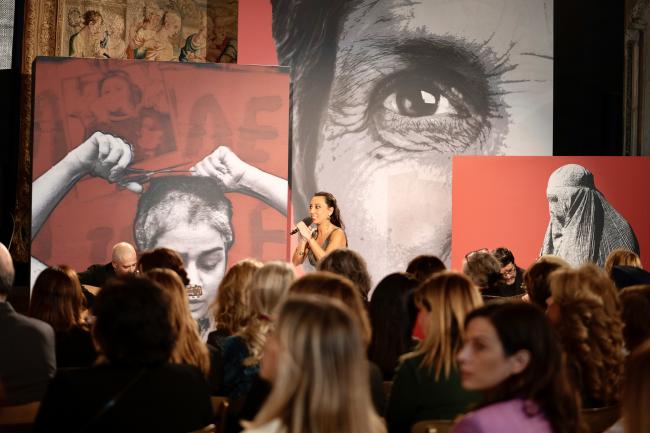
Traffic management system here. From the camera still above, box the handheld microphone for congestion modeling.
[290,216,313,235]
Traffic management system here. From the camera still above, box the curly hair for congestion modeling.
[238,262,295,366]
[523,255,570,309]
[209,258,263,334]
[549,266,625,406]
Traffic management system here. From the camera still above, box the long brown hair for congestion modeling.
[29,266,85,332]
[146,268,210,376]
[549,266,625,405]
[209,258,262,334]
[464,303,585,433]
[405,271,482,379]
[313,191,344,229]
[238,261,295,365]
[246,295,385,433]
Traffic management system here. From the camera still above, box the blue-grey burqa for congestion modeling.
[540,164,639,267]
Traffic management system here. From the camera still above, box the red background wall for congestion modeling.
[451,156,650,270]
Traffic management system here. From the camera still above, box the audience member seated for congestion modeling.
[522,255,570,309]
[288,272,384,414]
[604,248,643,279]
[462,250,503,298]
[491,247,526,297]
[33,276,213,432]
[77,241,137,289]
[406,255,446,282]
[620,285,650,353]
[146,268,221,393]
[317,248,372,303]
[453,303,583,433]
[28,266,97,368]
[242,295,386,433]
[222,262,294,401]
[368,272,419,380]
[138,247,190,285]
[0,243,56,405]
[548,266,624,408]
[387,272,483,433]
[208,259,262,351]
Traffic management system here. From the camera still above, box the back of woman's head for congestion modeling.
[605,248,642,277]
[138,247,190,286]
[405,255,446,282]
[549,267,624,405]
[240,261,295,364]
[317,248,371,302]
[29,266,85,332]
[462,252,502,290]
[145,268,210,375]
[289,271,371,345]
[249,261,295,317]
[210,258,262,334]
[368,273,419,378]
[523,256,569,309]
[93,275,175,365]
[464,302,582,433]
[623,340,650,433]
[251,295,384,433]
[620,285,650,352]
[409,271,482,378]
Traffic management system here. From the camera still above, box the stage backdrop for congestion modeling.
[451,156,650,270]
[239,0,554,283]
[31,57,290,330]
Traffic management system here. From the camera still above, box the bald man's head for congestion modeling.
[0,243,15,299]
[111,242,137,276]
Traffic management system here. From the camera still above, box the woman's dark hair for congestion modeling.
[29,266,85,332]
[313,191,344,229]
[367,272,418,379]
[465,303,584,433]
[523,258,568,309]
[406,255,446,282]
[492,247,515,267]
[138,247,190,286]
[317,248,370,302]
[92,276,175,365]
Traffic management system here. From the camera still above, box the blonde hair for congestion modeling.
[623,340,650,433]
[246,295,386,433]
[146,268,210,376]
[209,258,262,334]
[549,266,624,405]
[604,248,642,277]
[405,271,483,379]
[289,271,372,345]
[238,261,295,365]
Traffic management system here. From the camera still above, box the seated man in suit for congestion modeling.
[0,242,56,405]
[78,241,137,288]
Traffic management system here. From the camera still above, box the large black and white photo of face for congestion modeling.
[541,164,639,267]
[271,0,552,278]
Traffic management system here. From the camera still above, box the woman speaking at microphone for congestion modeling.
[292,192,347,267]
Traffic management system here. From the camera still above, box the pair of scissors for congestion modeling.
[117,162,194,188]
